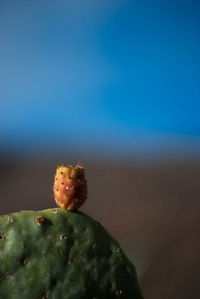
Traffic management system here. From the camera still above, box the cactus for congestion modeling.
[0,208,143,298]
[53,166,87,211]
[0,165,143,298]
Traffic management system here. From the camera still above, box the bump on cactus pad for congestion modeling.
[0,209,143,299]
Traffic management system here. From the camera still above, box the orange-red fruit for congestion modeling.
[53,165,88,211]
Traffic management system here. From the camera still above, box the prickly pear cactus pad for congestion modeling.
[0,208,143,299]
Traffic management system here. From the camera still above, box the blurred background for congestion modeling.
[0,0,200,298]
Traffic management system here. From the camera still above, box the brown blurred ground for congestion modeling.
[0,157,200,299]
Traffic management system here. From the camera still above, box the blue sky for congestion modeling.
[0,0,200,158]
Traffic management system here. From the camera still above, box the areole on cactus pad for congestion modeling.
[0,165,143,299]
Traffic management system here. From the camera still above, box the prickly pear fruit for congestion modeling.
[53,165,87,211]
[0,208,143,299]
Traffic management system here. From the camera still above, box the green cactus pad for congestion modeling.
[0,209,143,299]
